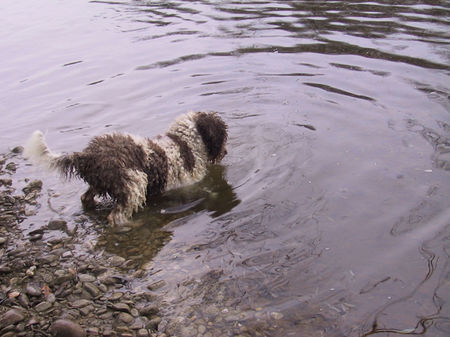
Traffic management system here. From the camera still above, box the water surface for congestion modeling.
[1,0,449,336]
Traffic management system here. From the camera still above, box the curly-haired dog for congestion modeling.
[25,111,228,226]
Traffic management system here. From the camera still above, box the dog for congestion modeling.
[25,111,228,226]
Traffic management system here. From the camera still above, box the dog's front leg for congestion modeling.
[81,187,97,210]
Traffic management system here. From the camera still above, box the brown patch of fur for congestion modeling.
[167,132,195,173]
[145,140,168,195]
[56,134,168,205]
[194,112,228,162]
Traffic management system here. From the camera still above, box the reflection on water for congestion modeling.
[96,165,240,266]
[1,0,449,336]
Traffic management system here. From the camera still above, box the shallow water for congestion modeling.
[1,0,449,336]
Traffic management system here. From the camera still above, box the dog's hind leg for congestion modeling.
[81,187,97,210]
[107,169,148,226]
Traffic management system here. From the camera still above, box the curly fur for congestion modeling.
[25,111,228,226]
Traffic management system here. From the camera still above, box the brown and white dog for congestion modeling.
[25,111,228,226]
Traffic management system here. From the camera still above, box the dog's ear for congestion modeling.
[195,112,228,162]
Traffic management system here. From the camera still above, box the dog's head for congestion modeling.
[194,112,228,163]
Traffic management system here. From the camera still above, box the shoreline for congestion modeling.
[0,148,166,337]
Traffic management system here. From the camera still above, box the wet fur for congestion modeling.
[25,111,228,226]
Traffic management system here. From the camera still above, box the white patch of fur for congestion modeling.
[108,169,148,226]
[160,111,208,189]
[24,130,60,170]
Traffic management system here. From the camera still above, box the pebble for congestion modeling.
[35,301,52,312]
[108,256,126,267]
[72,299,91,308]
[0,237,6,245]
[0,309,25,328]
[137,329,150,337]
[146,280,166,291]
[83,282,100,298]
[50,319,86,337]
[108,302,130,313]
[118,312,134,324]
[26,283,42,296]
[78,273,96,283]
[47,219,68,231]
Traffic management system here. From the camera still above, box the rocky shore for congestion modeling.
[0,148,166,337]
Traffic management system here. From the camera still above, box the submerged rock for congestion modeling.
[0,308,25,328]
[50,319,86,337]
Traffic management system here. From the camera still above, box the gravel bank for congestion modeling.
[0,148,166,337]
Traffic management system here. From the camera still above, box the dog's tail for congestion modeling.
[24,131,80,178]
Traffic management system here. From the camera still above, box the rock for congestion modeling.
[83,282,100,298]
[5,162,17,172]
[26,283,42,297]
[78,274,96,283]
[270,311,284,320]
[47,219,68,231]
[137,329,150,337]
[0,237,6,245]
[50,319,86,337]
[11,146,24,154]
[22,180,42,194]
[108,302,130,313]
[109,292,123,301]
[118,312,134,324]
[71,299,91,308]
[108,256,126,267]
[146,280,166,291]
[139,305,159,317]
[0,178,12,186]
[0,309,25,328]
[35,301,52,312]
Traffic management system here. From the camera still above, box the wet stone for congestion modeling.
[35,301,52,312]
[108,256,126,267]
[83,282,100,298]
[5,162,17,172]
[0,309,25,328]
[118,312,134,324]
[78,274,96,283]
[26,283,42,297]
[72,299,91,308]
[50,319,86,337]
[108,302,130,313]
[22,180,42,194]
[47,219,68,231]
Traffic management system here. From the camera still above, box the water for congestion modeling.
[1,0,449,336]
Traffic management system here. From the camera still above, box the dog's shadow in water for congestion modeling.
[94,165,240,267]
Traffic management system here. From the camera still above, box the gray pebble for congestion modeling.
[78,273,96,283]
[0,309,25,329]
[83,282,100,298]
[118,312,134,324]
[50,319,86,337]
[34,301,52,312]
[71,299,91,308]
[26,283,42,297]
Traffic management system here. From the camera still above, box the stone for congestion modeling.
[78,274,96,283]
[50,319,86,337]
[146,280,166,291]
[26,283,42,297]
[0,309,25,328]
[118,312,134,324]
[47,219,68,231]
[72,299,91,308]
[35,301,52,312]
[108,302,130,313]
[83,282,100,298]
[137,329,150,337]
[22,180,42,194]
[139,305,158,316]
[108,256,126,267]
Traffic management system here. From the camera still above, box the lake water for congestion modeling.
[1,0,449,336]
